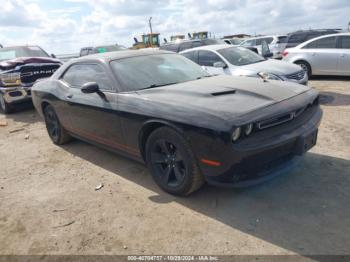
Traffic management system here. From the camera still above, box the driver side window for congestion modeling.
[198,51,223,67]
[62,64,113,91]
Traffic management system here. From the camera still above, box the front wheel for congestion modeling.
[145,127,204,196]
[43,104,71,145]
[0,93,12,114]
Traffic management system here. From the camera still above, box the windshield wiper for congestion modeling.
[196,75,216,79]
[140,82,179,90]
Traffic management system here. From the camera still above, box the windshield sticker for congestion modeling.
[98,47,107,53]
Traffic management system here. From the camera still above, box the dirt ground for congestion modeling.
[0,77,349,255]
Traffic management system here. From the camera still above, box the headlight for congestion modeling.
[0,72,21,86]
[244,123,253,136]
[231,127,241,142]
[258,72,283,81]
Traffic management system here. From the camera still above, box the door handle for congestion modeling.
[340,54,346,58]
[66,94,73,99]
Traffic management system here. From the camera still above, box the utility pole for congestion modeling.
[149,17,153,46]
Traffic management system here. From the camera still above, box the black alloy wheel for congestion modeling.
[146,127,204,196]
[43,105,71,145]
[151,139,186,188]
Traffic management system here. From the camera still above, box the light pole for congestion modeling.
[149,17,153,46]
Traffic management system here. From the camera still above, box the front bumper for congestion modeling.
[200,106,322,187]
[0,86,32,104]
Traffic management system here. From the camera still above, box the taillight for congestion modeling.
[282,51,289,57]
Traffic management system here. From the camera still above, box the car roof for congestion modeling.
[288,29,342,35]
[243,35,285,40]
[71,49,174,63]
[161,38,221,47]
[296,32,350,48]
[180,44,232,53]
[0,45,42,49]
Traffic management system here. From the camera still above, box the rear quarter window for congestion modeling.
[340,36,350,49]
[303,36,337,49]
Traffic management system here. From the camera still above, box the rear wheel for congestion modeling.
[0,94,12,114]
[145,127,204,196]
[295,61,311,78]
[43,104,71,145]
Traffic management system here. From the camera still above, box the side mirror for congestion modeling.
[51,54,56,58]
[261,40,273,58]
[81,82,100,94]
[213,61,227,68]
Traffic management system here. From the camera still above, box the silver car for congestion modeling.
[180,45,308,85]
[282,33,350,77]
[240,35,287,59]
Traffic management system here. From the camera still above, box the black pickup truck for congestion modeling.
[0,45,62,113]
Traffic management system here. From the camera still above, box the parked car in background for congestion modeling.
[285,29,342,49]
[223,38,244,45]
[180,45,308,85]
[32,50,321,195]
[159,38,226,53]
[80,44,126,57]
[0,45,62,113]
[240,35,287,59]
[161,38,259,54]
[282,33,350,77]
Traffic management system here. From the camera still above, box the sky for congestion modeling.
[0,0,349,55]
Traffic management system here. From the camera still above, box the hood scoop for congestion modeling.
[211,89,236,96]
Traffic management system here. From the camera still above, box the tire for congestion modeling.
[0,93,12,114]
[145,127,204,196]
[295,61,312,78]
[43,104,71,145]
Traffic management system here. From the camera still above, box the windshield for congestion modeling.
[0,46,49,61]
[218,46,265,66]
[110,54,210,91]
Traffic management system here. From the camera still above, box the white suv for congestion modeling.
[240,35,287,59]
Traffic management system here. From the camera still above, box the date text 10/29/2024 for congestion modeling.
[127,256,219,261]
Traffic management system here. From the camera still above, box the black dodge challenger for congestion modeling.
[32,50,322,195]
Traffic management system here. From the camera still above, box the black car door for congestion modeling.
[59,63,126,152]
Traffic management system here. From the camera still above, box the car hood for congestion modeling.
[238,59,302,76]
[135,75,312,128]
[0,57,61,70]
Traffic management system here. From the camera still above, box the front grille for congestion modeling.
[257,104,313,130]
[258,113,294,129]
[20,64,60,85]
[285,70,305,81]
